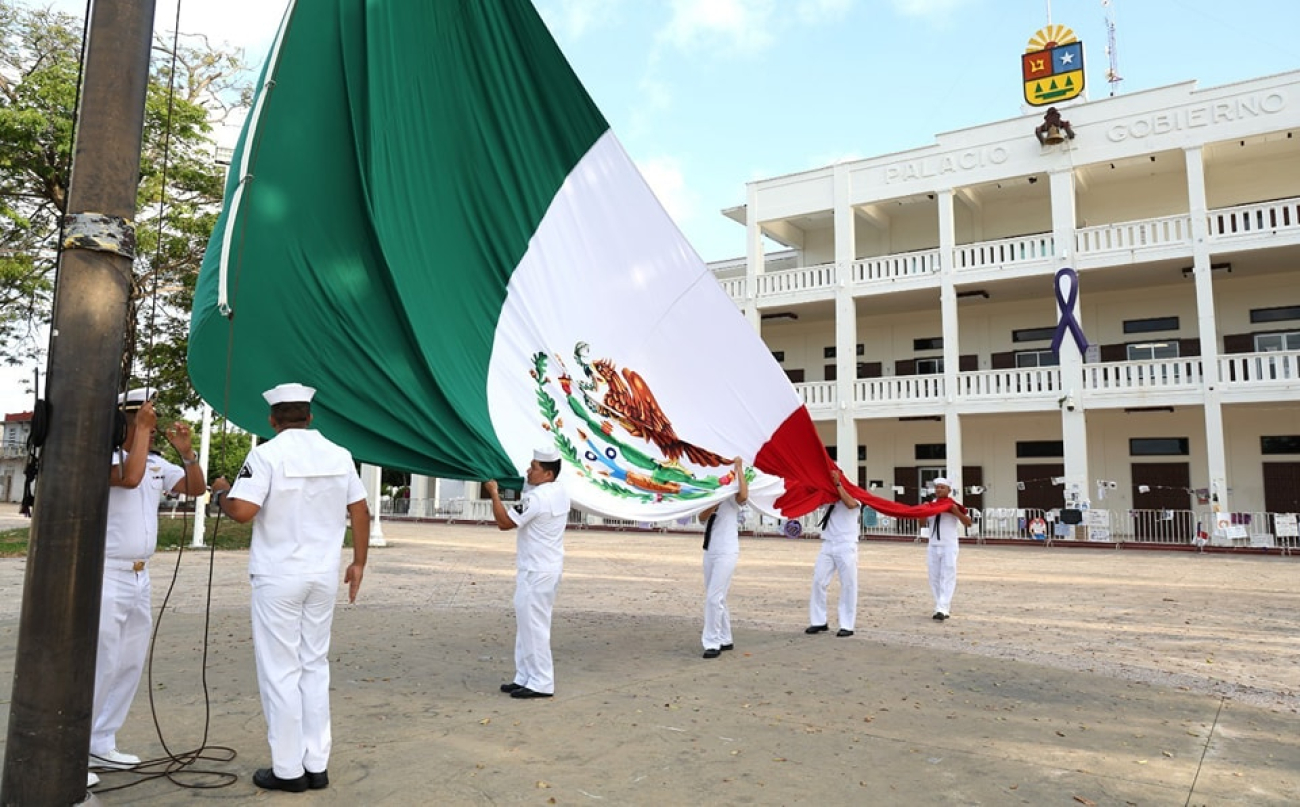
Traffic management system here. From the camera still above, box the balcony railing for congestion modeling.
[717,276,746,300]
[789,353,1300,413]
[855,374,945,404]
[754,262,837,300]
[1219,351,1299,384]
[1081,358,1203,393]
[956,366,1064,399]
[718,196,1300,305]
[851,249,939,283]
[954,233,1054,271]
[794,381,836,409]
[1208,197,1300,240]
[1075,213,1192,255]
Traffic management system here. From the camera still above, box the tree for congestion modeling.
[148,413,251,483]
[0,2,252,416]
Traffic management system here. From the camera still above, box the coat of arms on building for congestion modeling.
[1022,24,1084,107]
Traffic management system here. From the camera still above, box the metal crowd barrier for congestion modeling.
[380,499,1299,552]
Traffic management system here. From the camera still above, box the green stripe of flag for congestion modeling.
[190,0,608,480]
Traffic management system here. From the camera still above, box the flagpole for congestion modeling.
[1,1,158,803]
[191,403,213,547]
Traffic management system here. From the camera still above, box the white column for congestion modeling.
[1050,168,1089,508]
[410,474,430,518]
[1184,146,1230,514]
[833,164,857,471]
[744,183,763,332]
[190,403,212,547]
[937,189,964,490]
[361,463,387,547]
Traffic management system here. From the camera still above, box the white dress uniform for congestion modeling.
[808,502,861,632]
[926,510,964,617]
[508,480,570,695]
[702,498,741,651]
[92,449,184,757]
[228,428,365,781]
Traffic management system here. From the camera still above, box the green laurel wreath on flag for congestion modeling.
[532,351,653,502]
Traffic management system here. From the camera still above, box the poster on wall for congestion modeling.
[1084,508,1110,541]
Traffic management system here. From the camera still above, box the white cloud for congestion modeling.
[638,76,674,113]
[536,0,628,41]
[796,0,853,25]
[658,0,776,55]
[637,155,698,230]
[628,76,673,137]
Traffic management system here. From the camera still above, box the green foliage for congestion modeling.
[0,527,28,557]
[151,415,252,483]
[381,467,409,489]
[205,424,254,483]
[156,515,253,551]
[0,2,252,413]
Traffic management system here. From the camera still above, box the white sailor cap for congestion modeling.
[931,477,952,488]
[533,446,561,462]
[262,382,317,406]
[117,387,156,409]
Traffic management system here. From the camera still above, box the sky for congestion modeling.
[4,0,1300,417]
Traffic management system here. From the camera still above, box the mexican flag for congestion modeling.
[190,0,887,521]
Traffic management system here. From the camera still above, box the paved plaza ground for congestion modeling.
[0,505,1297,805]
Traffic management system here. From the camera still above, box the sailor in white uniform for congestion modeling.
[211,382,369,793]
[92,387,206,783]
[698,457,748,659]
[485,447,570,699]
[925,477,972,621]
[806,470,862,637]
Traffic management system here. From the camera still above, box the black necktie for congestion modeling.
[703,513,716,550]
[820,504,834,531]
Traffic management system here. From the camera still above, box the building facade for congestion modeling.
[711,71,1300,528]
[1,412,32,504]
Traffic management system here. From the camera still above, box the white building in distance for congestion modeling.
[711,69,1300,539]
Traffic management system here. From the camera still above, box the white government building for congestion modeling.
[707,68,1300,541]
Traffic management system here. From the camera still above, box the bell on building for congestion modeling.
[1041,126,1066,145]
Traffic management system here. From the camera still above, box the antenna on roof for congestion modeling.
[1103,0,1122,96]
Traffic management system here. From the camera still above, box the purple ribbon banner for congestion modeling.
[1051,267,1088,355]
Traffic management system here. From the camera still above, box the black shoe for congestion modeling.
[805,624,829,634]
[500,682,523,693]
[510,687,553,699]
[253,768,309,793]
[932,612,944,620]
[939,612,950,621]
[836,629,854,637]
[306,770,329,790]
[719,643,734,652]
[703,648,721,659]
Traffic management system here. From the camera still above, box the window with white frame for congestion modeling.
[1015,350,1059,368]
[1254,332,1300,352]
[1126,342,1180,361]
[1253,333,1298,380]
[915,357,944,374]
